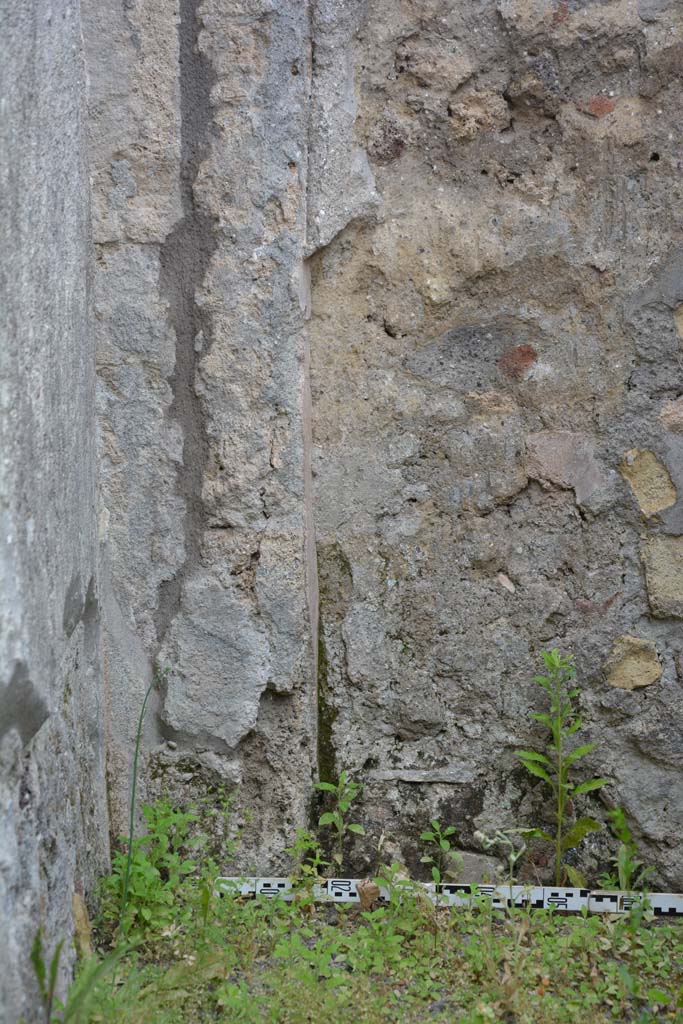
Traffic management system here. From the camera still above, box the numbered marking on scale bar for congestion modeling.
[544,889,590,912]
[256,878,292,899]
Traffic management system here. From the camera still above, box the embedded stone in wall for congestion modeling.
[525,431,609,510]
[643,535,683,618]
[447,92,511,141]
[395,38,473,91]
[576,96,617,119]
[620,448,676,517]
[505,55,562,116]
[604,636,662,691]
[659,398,683,433]
[497,345,538,381]
[674,305,683,340]
[160,573,270,749]
[457,851,501,884]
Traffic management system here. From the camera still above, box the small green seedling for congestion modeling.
[419,819,462,886]
[598,807,654,893]
[286,828,330,911]
[315,770,365,870]
[30,929,64,1024]
[517,649,608,886]
[286,828,330,881]
[475,828,528,890]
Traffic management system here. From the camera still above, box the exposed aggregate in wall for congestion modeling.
[311,0,683,887]
[84,0,683,886]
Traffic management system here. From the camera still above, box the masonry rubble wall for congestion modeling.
[3,9,683,1013]
[85,0,683,886]
[0,3,109,1020]
[310,0,683,887]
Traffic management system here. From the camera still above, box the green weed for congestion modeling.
[475,828,529,893]
[419,818,462,887]
[98,800,199,940]
[598,807,654,893]
[518,648,609,885]
[315,770,365,871]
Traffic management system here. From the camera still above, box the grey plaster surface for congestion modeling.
[0,2,109,1019]
[83,0,319,862]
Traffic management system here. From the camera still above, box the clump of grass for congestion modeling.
[118,673,161,939]
[59,832,683,1024]
[39,648,676,1024]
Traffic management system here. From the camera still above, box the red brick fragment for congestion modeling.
[497,344,537,380]
[578,95,616,119]
[552,1,569,25]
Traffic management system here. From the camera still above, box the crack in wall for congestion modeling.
[156,0,217,647]
[303,4,322,782]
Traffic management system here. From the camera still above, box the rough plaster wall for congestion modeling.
[84,0,319,863]
[0,2,109,1020]
[83,0,184,833]
[311,0,683,887]
[11,0,683,1014]
[82,0,683,886]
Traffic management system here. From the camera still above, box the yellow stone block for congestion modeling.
[604,635,662,690]
[620,449,676,517]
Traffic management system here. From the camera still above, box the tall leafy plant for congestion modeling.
[518,649,608,886]
[315,770,365,871]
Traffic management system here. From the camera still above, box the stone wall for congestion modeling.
[84,0,683,885]
[0,2,109,1020]
[4,8,683,1012]
[82,0,319,862]
[5,0,683,1015]
[311,0,683,887]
